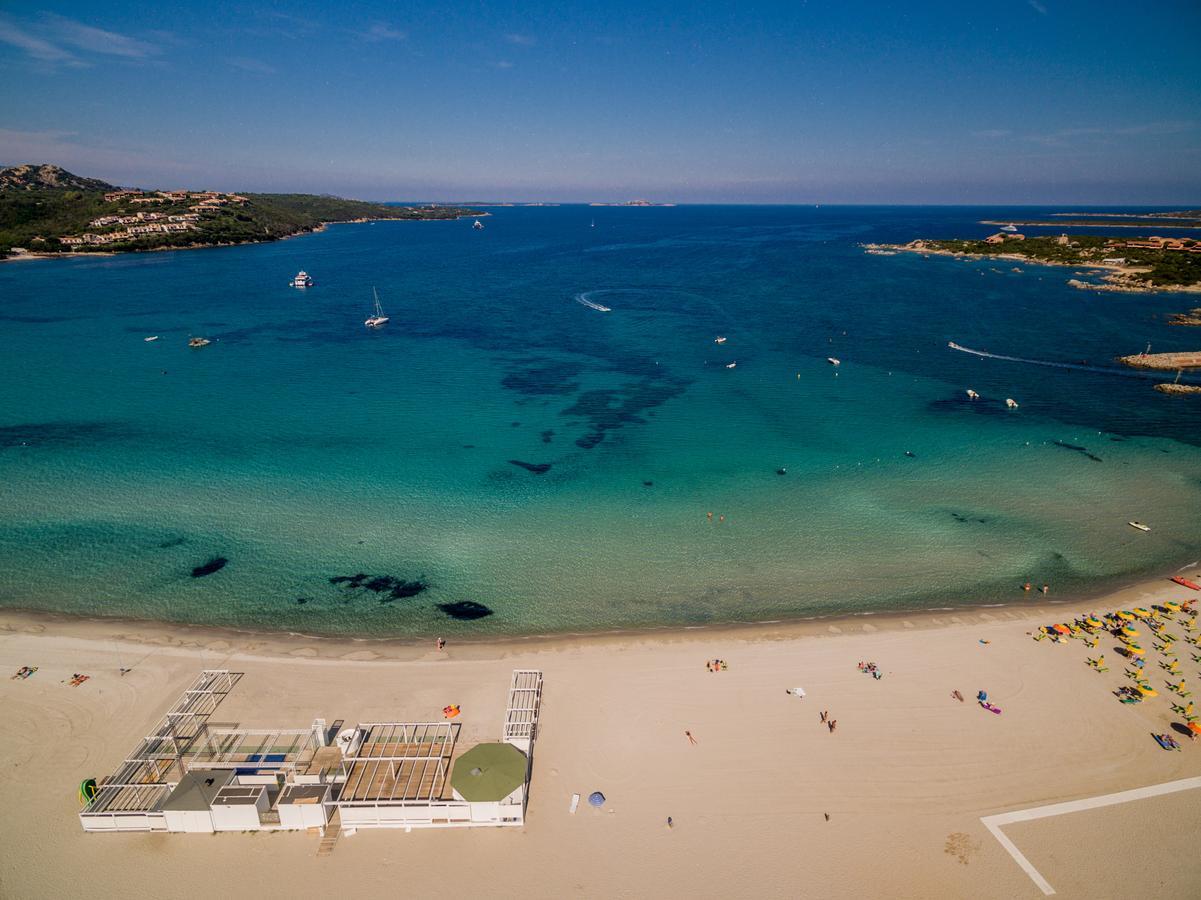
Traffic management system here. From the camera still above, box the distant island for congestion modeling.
[0,164,480,260]
[588,199,676,207]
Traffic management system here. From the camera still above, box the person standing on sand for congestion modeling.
[436,637,445,651]
[685,730,697,745]
[828,719,837,733]
[820,710,828,723]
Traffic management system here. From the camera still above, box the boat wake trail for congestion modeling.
[946,341,1200,384]
[575,291,611,312]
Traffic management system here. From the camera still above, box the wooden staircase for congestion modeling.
[316,811,341,857]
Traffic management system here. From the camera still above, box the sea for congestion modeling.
[1,205,1199,639]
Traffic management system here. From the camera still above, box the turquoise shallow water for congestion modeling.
[1,205,1199,637]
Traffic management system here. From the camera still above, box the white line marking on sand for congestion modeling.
[980,776,1201,896]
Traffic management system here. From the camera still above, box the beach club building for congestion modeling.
[78,669,543,838]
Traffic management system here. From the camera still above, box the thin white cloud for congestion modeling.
[504,32,536,47]
[227,56,276,74]
[42,13,161,59]
[971,129,1012,139]
[495,60,514,69]
[0,14,83,66]
[361,22,407,42]
[1027,0,1048,15]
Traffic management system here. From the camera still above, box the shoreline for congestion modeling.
[0,212,481,264]
[864,241,1201,295]
[2,566,1194,662]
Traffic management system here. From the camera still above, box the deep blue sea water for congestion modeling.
[1,205,1199,637]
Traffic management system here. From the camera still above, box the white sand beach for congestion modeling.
[2,576,1200,899]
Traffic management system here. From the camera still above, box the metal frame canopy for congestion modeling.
[338,723,459,805]
[188,728,318,773]
[81,670,240,817]
[503,669,543,747]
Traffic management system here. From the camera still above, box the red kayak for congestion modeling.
[1171,576,1200,591]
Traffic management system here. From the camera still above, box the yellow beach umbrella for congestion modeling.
[1085,617,1103,629]
[1133,607,1152,618]
[1117,610,1135,621]
[1137,684,1158,697]
[1128,644,1145,656]
[1165,601,1182,613]
[1121,625,1139,638]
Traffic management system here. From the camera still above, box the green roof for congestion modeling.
[450,743,528,802]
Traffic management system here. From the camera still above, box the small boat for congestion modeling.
[827,357,840,366]
[1005,398,1019,409]
[714,336,727,344]
[364,287,389,328]
[188,337,210,348]
[144,335,159,342]
[590,219,595,228]
[472,219,484,230]
[725,362,737,369]
[291,270,312,288]
[1001,224,1018,233]
[966,389,980,400]
[1128,521,1150,532]
[1171,576,1200,591]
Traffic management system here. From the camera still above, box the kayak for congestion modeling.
[1171,576,1200,591]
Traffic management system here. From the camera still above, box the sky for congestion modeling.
[1,1,1199,203]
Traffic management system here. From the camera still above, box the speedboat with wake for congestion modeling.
[1128,521,1151,532]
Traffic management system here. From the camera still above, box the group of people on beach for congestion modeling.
[705,659,728,672]
[857,661,883,680]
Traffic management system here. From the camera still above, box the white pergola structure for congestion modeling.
[79,669,239,832]
[187,727,320,778]
[503,669,543,754]
[335,669,544,829]
[335,722,464,828]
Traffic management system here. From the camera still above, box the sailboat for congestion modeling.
[364,287,389,328]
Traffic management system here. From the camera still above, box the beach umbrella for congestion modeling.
[1165,602,1182,613]
[1053,624,1071,635]
[1085,617,1103,629]
[1128,644,1145,656]
[1117,610,1135,621]
[449,743,528,802]
[1188,723,1201,736]
[1121,626,1139,638]
[588,791,606,807]
[1137,684,1158,697]
[1133,607,1151,618]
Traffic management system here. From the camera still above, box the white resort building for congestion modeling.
[78,668,543,842]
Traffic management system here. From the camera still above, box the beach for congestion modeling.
[3,574,1200,899]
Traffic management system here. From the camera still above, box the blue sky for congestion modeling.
[1,1,1199,202]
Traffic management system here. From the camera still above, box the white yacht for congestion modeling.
[1001,224,1018,233]
[714,336,727,344]
[1005,398,1019,409]
[827,357,841,366]
[364,287,389,328]
[473,219,484,230]
[725,362,737,369]
[966,389,980,400]
[291,270,312,288]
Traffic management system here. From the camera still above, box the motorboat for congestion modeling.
[966,389,980,400]
[188,337,211,348]
[827,357,840,366]
[291,270,312,288]
[364,287,389,328]
[714,336,727,344]
[143,335,159,342]
[1005,398,1019,409]
[1128,521,1151,532]
[472,219,484,230]
[1001,224,1018,233]
[725,362,737,369]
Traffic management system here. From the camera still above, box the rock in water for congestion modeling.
[191,557,228,578]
